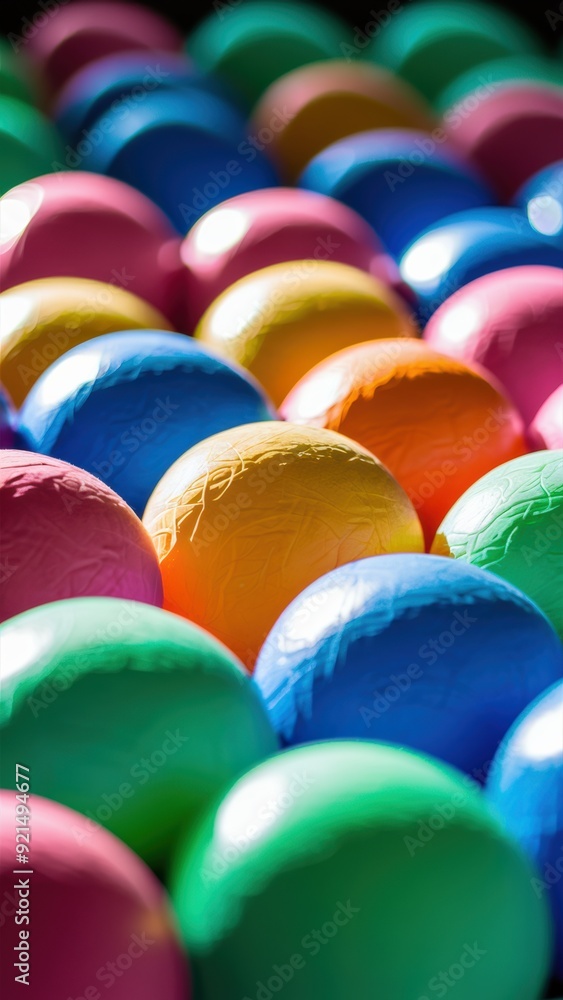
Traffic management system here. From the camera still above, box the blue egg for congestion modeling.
[0,384,17,448]
[400,206,563,322]
[299,128,495,259]
[84,89,279,232]
[513,159,563,248]
[487,681,563,979]
[19,331,276,515]
[54,51,245,147]
[253,554,563,777]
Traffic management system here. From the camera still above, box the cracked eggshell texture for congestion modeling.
[528,386,563,451]
[195,260,418,407]
[0,173,184,327]
[253,554,563,775]
[424,265,563,426]
[0,598,277,866]
[171,741,552,1000]
[432,450,563,641]
[281,338,527,545]
[487,681,563,979]
[251,60,436,182]
[0,451,162,623]
[142,421,424,669]
[0,277,173,407]
[180,187,405,327]
[0,792,190,1000]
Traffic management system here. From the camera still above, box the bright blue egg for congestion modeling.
[253,554,563,777]
[19,331,275,515]
[55,51,245,148]
[299,128,495,259]
[513,159,563,247]
[400,206,563,321]
[487,681,563,979]
[84,89,279,232]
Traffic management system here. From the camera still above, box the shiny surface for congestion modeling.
[0,792,189,1000]
[0,277,172,406]
[0,598,277,866]
[254,554,563,774]
[438,54,563,112]
[424,265,563,426]
[195,261,418,406]
[514,160,563,245]
[487,681,563,979]
[143,421,424,668]
[300,128,495,259]
[20,330,276,516]
[432,450,563,641]
[172,741,552,1000]
[0,172,184,326]
[0,451,162,623]
[0,95,64,195]
[181,187,405,326]
[251,60,436,182]
[281,338,526,543]
[529,386,563,451]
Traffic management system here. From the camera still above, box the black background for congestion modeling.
[2,0,561,51]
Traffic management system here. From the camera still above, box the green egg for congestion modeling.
[438,54,563,112]
[0,95,65,194]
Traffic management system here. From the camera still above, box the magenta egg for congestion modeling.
[424,265,563,425]
[0,173,184,326]
[529,385,563,450]
[180,187,407,326]
[0,451,162,622]
[0,791,189,999]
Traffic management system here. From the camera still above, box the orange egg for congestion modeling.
[195,261,418,407]
[281,339,527,544]
[0,277,172,405]
[142,421,423,668]
[251,60,435,181]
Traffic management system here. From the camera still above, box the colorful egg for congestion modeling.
[186,1,347,106]
[0,37,36,105]
[300,128,495,258]
[0,598,277,866]
[0,277,172,406]
[251,60,435,182]
[143,421,424,668]
[487,681,563,980]
[432,450,563,641]
[171,741,552,1000]
[437,54,563,112]
[20,331,275,516]
[442,82,563,200]
[195,261,418,406]
[0,172,184,325]
[0,451,162,622]
[0,95,64,195]
[424,265,563,426]
[529,386,563,451]
[281,338,526,543]
[180,187,405,327]
[254,554,563,774]
[400,207,563,321]
[0,792,189,1000]
[367,1,537,103]
[514,159,563,245]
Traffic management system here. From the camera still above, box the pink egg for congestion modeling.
[528,385,563,450]
[0,792,189,999]
[0,173,184,327]
[0,451,162,622]
[25,1,182,95]
[443,82,563,200]
[180,187,407,326]
[424,265,563,425]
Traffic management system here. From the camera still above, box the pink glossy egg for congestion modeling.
[0,451,162,623]
[0,173,184,326]
[0,792,189,1000]
[424,266,563,425]
[443,83,563,200]
[26,1,182,95]
[529,385,563,450]
[180,187,408,327]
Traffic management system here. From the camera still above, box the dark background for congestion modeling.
[2,0,561,51]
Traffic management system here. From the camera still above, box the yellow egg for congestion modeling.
[0,277,173,405]
[195,260,417,406]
